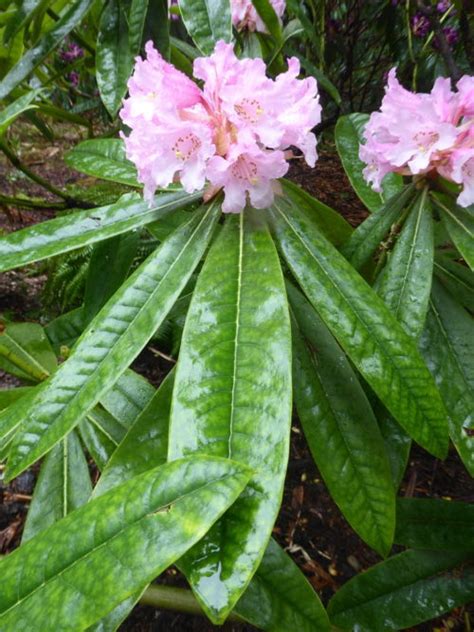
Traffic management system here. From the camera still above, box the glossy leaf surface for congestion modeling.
[0,0,94,100]
[178,0,232,54]
[45,307,86,352]
[335,114,403,213]
[434,253,474,312]
[269,197,448,458]
[0,91,39,136]
[436,195,474,271]
[376,189,434,338]
[395,498,474,551]
[22,431,92,542]
[4,203,220,480]
[328,550,474,631]
[0,322,56,382]
[169,211,292,623]
[64,139,139,187]
[290,285,395,555]
[0,457,251,630]
[419,280,474,475]
[0,190,201,274]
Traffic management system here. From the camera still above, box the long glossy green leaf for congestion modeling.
[375,405,411,489]
[22,430,92,543]
[0,0,94,100]
[395,498,474,552]
[269,197,448,458]
[376,189,434,338]
[0,91,39,136]
[169,210,292,623]
[335,114,403,213]
[437,197,474,271]
[328,550,474,631]
[99,369,155,426]
[80,408,124,470]
[341,184,416,271]
[0,190,201,273]
[289,285,395,556]
[45,307,86,352]
[235,538,330,631]
[434,253,474,312]
[0,322,56,382]
[419,280,474,475]
[281,179,352,246]
[96,370,173,496]
[84,231,139,323]
[3,202,221,481]
[96,0,134,117]
[64,139,139,187]
[178,0,232,54]
[0,386,31,413]
[251,0,282,41]
[128,0,149,55]
[143,0,170,59]
[0,457,251,630]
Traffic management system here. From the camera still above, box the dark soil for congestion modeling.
[0,128,472,632]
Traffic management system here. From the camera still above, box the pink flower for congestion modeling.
[120,40,320,213]
[360,68,474,207]
[231,0,285,33]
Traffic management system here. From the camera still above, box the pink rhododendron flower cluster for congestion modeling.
[120,40,320,213]
[231,0,285,33]
[360,69,474,207]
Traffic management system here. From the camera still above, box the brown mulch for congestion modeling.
[0,130,472,632]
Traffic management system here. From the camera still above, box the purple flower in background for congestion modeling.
[68,71,80,87]
[411,13,430,37]
[60,41,84,63]
[437,1,452,13]
[443,25,459,46]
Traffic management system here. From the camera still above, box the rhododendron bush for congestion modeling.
[0,1,473,631]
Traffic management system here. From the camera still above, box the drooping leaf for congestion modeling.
[434,253,474,312]
[178,0,232,54]
[142,0,170,59]
[335,114,403,213]
[0,322,57,382]
[341,184,416,271]
[435,194,474,271]
[45,307,86,352]
[419,280,474,475]
[22,430,92,542]
[289,284,395,556]
[235,538,330,631]
[0,0,95,100]
[0,190,201,274]
[128,0,149,55]
[375,405,411,489]
[79,407,125,470]
[395,498,474,552]
[0,457,251,630]
[168,210,292,623]
[268,197,448,458]
[3,202,221,481]
[64,139,140,187]
[376,189,434,338]
[328,550,474,631]
[0,90,40,136]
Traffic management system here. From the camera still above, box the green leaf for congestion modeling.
[168,210,292,623]
[235,538,330,631]
[289,284,395,556]
[434,253,474,312]
[419,280,474,475]
[0,190,201,274]
[128,0,149,56]
[341,184,416,271]
[3,202,221,481]
[335,114,403,213]
[79,407,124,471]
[143,0,170,59]
[83,231,139,324]
[395,498,474,552]
[178,0,232,54]
[376,406,411,489]
[251,0,282,41]
[328,550,474,631]
[376,189,434,339]
[22,430,92,543]
[0,386,31,412]
[0,457,251,630]
[99,369,155,427]
[96,369,173,496]
[64,139,139,187]
[0,0,95,100]
[268,197,449,458]
[436,195,474,271]
[281,179,352,247]
[0,322,57,382]
[45,307,86,353]
[0,90,40,136]
[96,0,134,117]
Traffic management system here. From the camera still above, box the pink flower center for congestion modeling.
[172,133,202,160]
[231,155,259,184]
[234,98,264,123]
[413,130,440,152]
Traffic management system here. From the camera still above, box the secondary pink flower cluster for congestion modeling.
[231,0,285,33]
[360,69,474,207]
[120,41,320,213]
